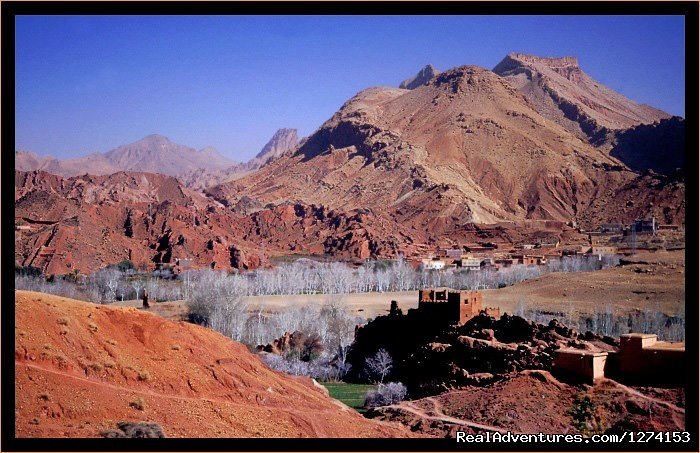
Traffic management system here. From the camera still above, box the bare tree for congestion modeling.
[365,348,393,383]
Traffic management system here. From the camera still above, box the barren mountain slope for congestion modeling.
[368,371,684,437]
[493,53,671,144]
[608,116,685,176]
[15,151,121,177]
[253,128,300,165]
[15,291,414,438]
[209,65,636,227]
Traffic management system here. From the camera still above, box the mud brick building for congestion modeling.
[416,288,500,325]
[615,333,685,385]
[553,333,685,386]
[553,349,608,384]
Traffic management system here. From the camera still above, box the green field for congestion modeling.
[322,382,377,413]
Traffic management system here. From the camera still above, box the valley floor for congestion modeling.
[113,250,685,320]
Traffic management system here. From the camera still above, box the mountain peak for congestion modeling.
[506,53,579,69]
[399,64,441,90]
[255,128,299,161]
[139,134,172,144]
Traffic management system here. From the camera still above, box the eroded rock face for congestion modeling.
[14,171,412,274]
[493,53,671,143]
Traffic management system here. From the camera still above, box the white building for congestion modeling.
[422,259,447,270]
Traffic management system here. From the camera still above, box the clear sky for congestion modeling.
[15,15,685,161]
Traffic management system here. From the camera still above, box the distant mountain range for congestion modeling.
[15,128,301,187]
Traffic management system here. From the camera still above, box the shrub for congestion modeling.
[110,260,136,272]
[129,397,145,411]
[101,422,166,438]
[363,382,407,408]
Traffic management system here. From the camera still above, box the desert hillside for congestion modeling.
[14,291,414,438]
[209,64,677,228]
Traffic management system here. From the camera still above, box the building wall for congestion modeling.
[553,350,607,384]
[617,334,685,385]
[417,289,493,325]
[591,246,617,255]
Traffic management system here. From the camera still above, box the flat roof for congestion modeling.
[620,333,657,339]
[556,349,609,357]
[646,342,685,351]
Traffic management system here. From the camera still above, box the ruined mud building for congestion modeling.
[414,288,500,325]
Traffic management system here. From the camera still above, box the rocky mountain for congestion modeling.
[399,64,441,90]
[15,150,120,177]
[103,134,235,176]
[15,170,416,274]
[210,66,644,227]
[15,291,414,438]
[15,135,236,178]
[14,55,685,273]
[253,128,300,165]
[608,116,685,176]
[493,53,671,144]
[178,128,300,190]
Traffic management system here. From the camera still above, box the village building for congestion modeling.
[414,288,500,325]
[494,258,518,267]
[600,223,624,234]
[553,349,608,384]
[590,246,617,256]
[552,333,685,386]
[512,254,546,266]
[616,333,685,385]
[460,257,483,270]
[443,248,463,260]
[632,218,657,234]
[421,258,447,270]
[536,237,560,248]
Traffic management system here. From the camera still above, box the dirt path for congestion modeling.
[601,378,685,413]
[384,398,514,434]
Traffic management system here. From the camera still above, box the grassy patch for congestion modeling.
[322,382,377,413]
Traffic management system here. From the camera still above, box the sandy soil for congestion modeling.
[15,291,415,438]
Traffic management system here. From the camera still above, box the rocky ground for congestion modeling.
[366,370,685,437]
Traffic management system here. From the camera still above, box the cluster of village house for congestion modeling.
[419,240,617,271]
[411,288,685,386]
[418,217,683,272]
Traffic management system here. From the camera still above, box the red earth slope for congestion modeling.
[14,291,415,438]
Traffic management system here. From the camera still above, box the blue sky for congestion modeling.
[15,15,685,161]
